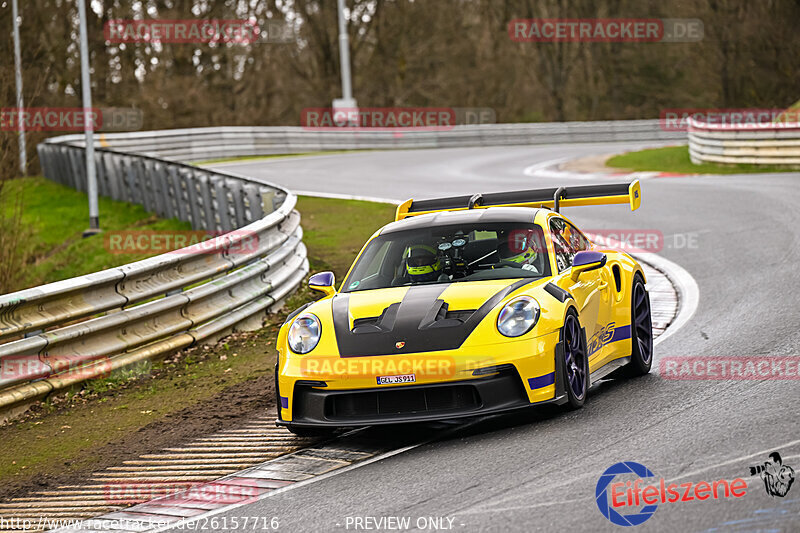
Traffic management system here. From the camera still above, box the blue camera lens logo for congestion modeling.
[596,461,658,526]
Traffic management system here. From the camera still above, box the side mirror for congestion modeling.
[570,251,607,281]
[308,271,336,297]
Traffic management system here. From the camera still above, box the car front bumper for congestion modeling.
[276,335,567,429]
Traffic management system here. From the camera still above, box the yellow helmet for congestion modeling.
[499,230,539,266]
[404,245,442,282]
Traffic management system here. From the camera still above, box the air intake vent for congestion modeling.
[326,385,480,419]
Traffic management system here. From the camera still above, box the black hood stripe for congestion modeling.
[332,279,533,357]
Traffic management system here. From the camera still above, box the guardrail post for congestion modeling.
[212,177,233,231]
[228,179,247,229]
[151,161,170,218]
[95,149,109,197]
[166,166,185,222]
[261,190,276,215]
[105,152,122,200]
[243,184,263,222]
[69,148,86,192]
[185,169,204,228]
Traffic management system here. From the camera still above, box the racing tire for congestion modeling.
[617,273,653,378]
[562,309,589,410]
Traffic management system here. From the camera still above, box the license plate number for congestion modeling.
[376,374,416,385]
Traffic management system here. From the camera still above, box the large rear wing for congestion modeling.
[395,180,641,221]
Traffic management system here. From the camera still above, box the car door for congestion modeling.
[549,217,613,369]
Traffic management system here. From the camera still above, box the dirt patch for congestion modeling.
[0,376,276,502]
[0,327,282,503]
[560,153,625,173]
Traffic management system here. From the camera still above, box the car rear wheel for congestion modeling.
[617,273,653,377]
[562,310,588,409]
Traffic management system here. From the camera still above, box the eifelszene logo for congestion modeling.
[595,461,748,526]
[596,462,659,526]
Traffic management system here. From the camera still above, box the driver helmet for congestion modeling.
[499,230,539,267]
[404,245,442,282]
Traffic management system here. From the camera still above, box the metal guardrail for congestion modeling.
[50,119,685,162]
[0,142,309,417]
[688,117,800,166]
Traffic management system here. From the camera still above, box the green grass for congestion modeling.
[1,178,396,292]
[606,145,795,174]
[296,195,396,281]
[2,176,192,291]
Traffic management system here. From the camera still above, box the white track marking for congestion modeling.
[458,496,593,515]
[456,445,800,516]
[523,158,567,177]
[292,190,402,204]
[522,157,658,181]
[660,439,800,484]
[584,232,699,348]
[146,423,482,533]
[633,250,699,347]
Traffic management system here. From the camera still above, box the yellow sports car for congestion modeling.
[276,181,652,436]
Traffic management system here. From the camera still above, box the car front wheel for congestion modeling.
[562,309,589,409]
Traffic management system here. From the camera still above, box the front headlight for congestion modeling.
[496,296,540,337]
[288,314,321,354]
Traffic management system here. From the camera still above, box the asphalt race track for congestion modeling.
[202,142,800,532]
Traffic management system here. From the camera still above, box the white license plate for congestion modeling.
[376,374,416,385]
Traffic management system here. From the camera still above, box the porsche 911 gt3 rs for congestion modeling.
[276,181,652,435]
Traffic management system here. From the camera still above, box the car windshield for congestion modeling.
[341,222,551,292]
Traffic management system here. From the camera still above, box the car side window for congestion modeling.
[362,240,391,278]
[550,218,589,272]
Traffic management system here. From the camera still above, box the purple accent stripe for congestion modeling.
[280,396,288,409]
[610,324,631,342]
[528,372,555,390]
[588,323,633,356]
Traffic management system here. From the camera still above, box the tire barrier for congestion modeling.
[688,117,800,167]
